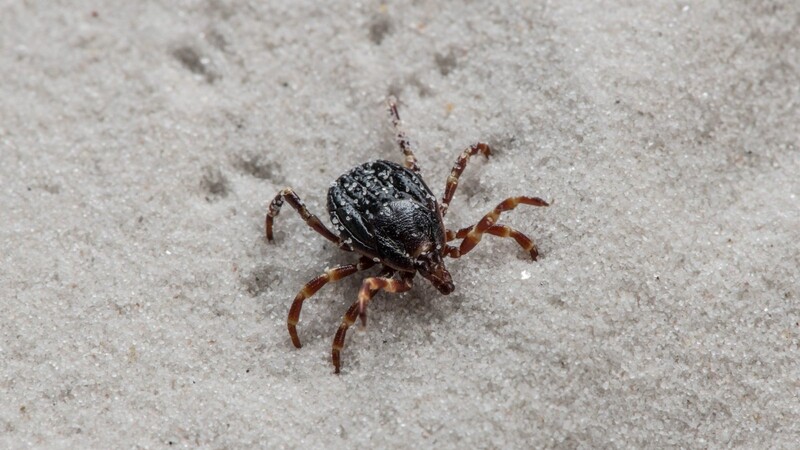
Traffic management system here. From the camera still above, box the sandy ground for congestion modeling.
[2,1,799,448]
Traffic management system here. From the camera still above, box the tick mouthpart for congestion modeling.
[434,277,455,295]
[417,255,455,295]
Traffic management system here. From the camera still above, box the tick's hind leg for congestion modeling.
[387,96,420,172]
[266,187,340,244]
[450,196,549,260]
[447,224,540,260]
[440,143,491,216]
[287,256,376,348]
[331,272,413,374]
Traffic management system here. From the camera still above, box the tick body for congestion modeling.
[265,98,549,373]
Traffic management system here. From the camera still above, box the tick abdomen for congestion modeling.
[327,160,443,269]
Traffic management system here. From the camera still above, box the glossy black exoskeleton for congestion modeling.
[327,160,453,293]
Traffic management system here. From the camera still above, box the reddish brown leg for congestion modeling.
[266,187,340,244]
[440,143,491,216]
[455,196,549,259]
[387,96,420,172]
[287,256,376,348]
[447,224,541,260]
[331,272,414,374]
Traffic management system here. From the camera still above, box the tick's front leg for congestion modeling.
[449,196,549,259]
[446,224,541,260]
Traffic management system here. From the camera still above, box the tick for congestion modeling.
[265,97,549,373]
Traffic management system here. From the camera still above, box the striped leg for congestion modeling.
[440,143,491,216]
[455,196,549,260]
[387,96,420,172]
[287,257,376,348]
[447,224,540,260]
[265,187,340,245]
[331,273,413,374]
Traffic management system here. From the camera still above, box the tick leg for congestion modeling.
[440,143,491,216]
[387,96,420,172]
[331,273,413,374]
[447,224,540,260]
[453,196,549,260]
[265,187,341,245]
[287,257,376,348]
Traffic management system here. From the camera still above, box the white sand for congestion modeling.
[2,1,798,447]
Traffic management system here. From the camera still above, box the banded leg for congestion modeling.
[331,273,414,374]
[387,96,420,172]
[287,257,376,348]
[457,196,549,259]
[447,224,541,260]
[266,187,340,244]
[440,143,491,216]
